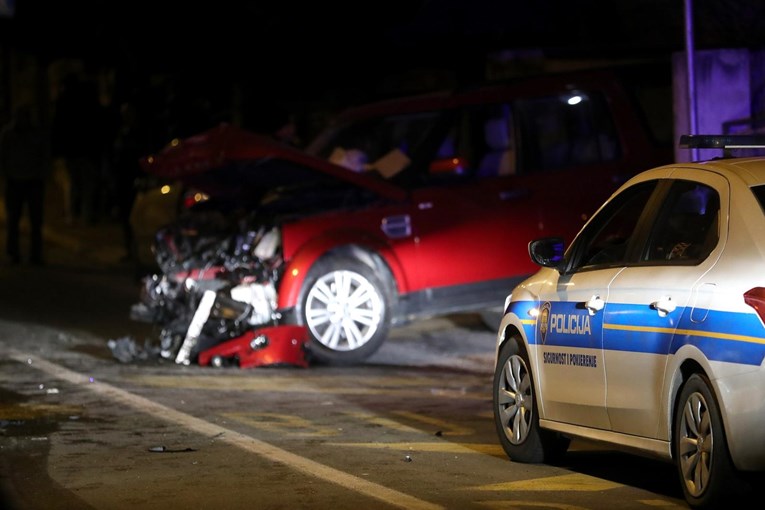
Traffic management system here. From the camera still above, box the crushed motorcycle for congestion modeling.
[128,211,309,369]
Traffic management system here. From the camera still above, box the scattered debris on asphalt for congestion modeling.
[107,336,161,363]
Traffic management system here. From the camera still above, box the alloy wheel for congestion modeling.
[497,353,533,445]
[677,390,713,497]
[305,269,383,352]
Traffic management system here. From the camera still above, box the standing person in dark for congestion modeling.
[51,72,105,225]
[111,101,146,261]
[0,103,52,265]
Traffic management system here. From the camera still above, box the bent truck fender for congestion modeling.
[276,229,408,310]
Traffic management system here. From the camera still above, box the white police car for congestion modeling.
[492,135,765,508]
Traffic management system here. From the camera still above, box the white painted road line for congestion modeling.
[8,350,444,510]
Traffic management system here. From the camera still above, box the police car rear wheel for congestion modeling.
[493,338,568,464]
[674,373,740,508]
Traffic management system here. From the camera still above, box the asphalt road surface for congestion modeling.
[0,209,692,509]
[1,315,690,510]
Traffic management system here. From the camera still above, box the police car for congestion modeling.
[492,135,765,508]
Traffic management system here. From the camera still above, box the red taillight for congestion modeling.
[428,157,467,175]
[743,287,765,324]
[183,194,197,209]
[182,190,209,209]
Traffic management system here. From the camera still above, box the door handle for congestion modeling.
[381,214,412,239]
[584,295,605,316]
[651,296,676,317]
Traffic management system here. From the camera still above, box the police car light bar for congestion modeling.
[679,134,765,149]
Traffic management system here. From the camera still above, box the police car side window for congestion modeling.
[644,181,719,264]
[575,181,657,270]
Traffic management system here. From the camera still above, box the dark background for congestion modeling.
[2,0,765,145]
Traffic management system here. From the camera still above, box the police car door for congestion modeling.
[603,173,725,438]
[535,180,658,429]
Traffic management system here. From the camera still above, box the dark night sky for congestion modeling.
[3,0,765,139]
[6,1,765,89]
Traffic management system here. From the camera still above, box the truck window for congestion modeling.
[515,91,621,172]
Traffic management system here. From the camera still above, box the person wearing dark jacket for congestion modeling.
[110,101,146,261]
[0,104,52,265]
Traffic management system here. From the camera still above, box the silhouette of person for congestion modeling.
[51,73,106,225]
[0,103,52,265]
[110,101,147,261]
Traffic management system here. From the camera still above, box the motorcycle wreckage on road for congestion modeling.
[123,212,309,369]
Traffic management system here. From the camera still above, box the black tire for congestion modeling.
[492,337,569,464]
[674,373,744,508]
[299,255,392,365]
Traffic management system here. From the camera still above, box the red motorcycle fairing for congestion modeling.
[197,325,309,369]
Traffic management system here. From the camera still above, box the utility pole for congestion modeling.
[684,0,699,161]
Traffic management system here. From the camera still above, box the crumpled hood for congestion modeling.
[140,123,406,202]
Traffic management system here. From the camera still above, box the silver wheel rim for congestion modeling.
[496,353,533,445]
[678,390,713,497]
[305,269,383,352]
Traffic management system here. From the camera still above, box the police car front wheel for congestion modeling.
[493,338,569,464]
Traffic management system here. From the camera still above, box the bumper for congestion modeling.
[717,366,765,471]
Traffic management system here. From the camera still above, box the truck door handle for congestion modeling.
[381,214,412,239]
